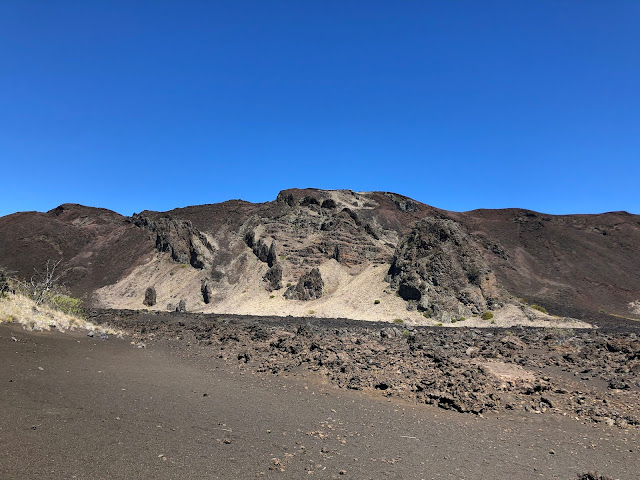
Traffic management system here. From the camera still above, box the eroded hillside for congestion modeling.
[1,189,639,327]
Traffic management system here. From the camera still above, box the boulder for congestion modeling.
[143,286,156,307]
[321,199,337,209]
[263,263,283,291]
[201,280,212,304]
[284,268,324,301]
[176,299,187,313]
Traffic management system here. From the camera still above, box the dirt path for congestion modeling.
[1,324,638,479]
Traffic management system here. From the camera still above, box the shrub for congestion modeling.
[307,310,316,315]
[436,322,443,326]
[450,318,457,323]
[374,299,381,305]
[269,295,275,299]
[48,294,84,317]
[481,311,494,320]
[422,311,432,319]
[392,318,404,324]
[286,282,292,287]
[531,304,548,314]
[402,329,410,337]
[491,320,495,324]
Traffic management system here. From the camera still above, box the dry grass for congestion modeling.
[0,292,120,335]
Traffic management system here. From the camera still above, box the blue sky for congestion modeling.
[1,1,639,216]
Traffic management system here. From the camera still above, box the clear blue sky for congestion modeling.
[1,1,639,216]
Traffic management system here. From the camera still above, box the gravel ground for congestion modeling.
[1,312,638,479]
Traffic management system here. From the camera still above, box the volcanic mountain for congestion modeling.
[1,188,639,327]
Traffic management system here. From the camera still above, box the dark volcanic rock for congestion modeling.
[276,191,295,207]
[321,199,337,209]
[300,196,320,207]
[143,287,156,307]
[253,239,269,263]
[245,231,275,265]
[267,241,277,268]
[333,245,342,263]
[388,217,503,320]
[385,192,418,212]
[131,214,214,269]
[176,299,187,313]
[91,311,640,428]
[201,280,212,304]
[284,268,324,301]
[263,263,283,291]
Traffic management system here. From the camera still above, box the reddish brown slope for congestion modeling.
[0,204,155,299]
[451,208,640,319]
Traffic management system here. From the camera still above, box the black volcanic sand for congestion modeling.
[2,320,639,480]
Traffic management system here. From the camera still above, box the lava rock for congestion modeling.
[143,286,156,307]
[284,268,324,301]
[263,263,283,291]
[321,199,337,209]
[176,299,187,313]
[267,241,277,268]
[201,280,212,304]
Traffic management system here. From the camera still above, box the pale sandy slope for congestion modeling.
[95,253,591,329]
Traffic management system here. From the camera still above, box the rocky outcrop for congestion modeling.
[267,241,277,268]
[176,299,187,313]
[284,268,324,301]
[276,191,295,207]
[130,214,214,269]
[201,279,212,304]
[300,196,320,207]
[385,192,418,212]
[143,286,156,307]
[263,263,283,291]
[332,245,342,263]
[321,199,337,209]
[387,217,503,320]
[245,231,278,267]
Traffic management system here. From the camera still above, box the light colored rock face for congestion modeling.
[95,253,591,329]
[630,300,640,315]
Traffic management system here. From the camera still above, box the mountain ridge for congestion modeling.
[1,188,639,327]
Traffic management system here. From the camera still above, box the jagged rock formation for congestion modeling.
[201,279,212,304]
[1,189,639,324]
[245,231,277,266]
[130,213,214,269]
[263,263,283,291]
[143,286,156,307]
[387,217,503,320]
[267,241,277,268]
[284,268,324,301]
